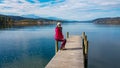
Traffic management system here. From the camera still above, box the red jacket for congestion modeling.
[55,26,64,40]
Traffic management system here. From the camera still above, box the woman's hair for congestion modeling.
[57,22,61,27]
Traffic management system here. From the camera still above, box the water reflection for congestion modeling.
[0,23,120,68]
[0,25,55,68]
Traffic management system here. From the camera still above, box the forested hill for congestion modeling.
[93,17,120,24]
[0,14,61,28]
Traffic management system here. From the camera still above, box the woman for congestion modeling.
[55,22,66,50]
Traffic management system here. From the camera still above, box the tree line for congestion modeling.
[93,17,120,24]
[0,16,14,28]
[0,14,64,29]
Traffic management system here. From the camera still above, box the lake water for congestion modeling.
[0,23,120,68]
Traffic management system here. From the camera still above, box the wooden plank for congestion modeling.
[45,35,84,68]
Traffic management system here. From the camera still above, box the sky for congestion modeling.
[0,0,120,21]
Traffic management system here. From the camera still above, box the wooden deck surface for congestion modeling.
[45,35,84,68]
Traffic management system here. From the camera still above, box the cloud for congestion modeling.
[0,0,120,21]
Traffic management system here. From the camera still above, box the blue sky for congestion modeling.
[0,0,120,21]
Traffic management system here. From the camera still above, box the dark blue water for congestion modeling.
[0,23,120,68]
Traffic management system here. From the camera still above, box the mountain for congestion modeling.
[0,14,62,28]
[93,17,120,24]
[0,14,34,21]
[22,14,40,19]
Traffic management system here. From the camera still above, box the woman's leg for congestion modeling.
[55,39,67,50]
[60,39,66,49]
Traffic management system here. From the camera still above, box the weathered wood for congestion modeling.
[84,40,88,55]
[84,35,87,41]
[46,35,84,68]
[55,40,59,53]
[82,32,85,39]
[66,32,69,38]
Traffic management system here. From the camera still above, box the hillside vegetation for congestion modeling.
[93,17,120,24]
[0,14,60,29]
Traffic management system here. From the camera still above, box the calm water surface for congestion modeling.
[0,23,120,68]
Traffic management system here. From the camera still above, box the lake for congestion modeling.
[0,23,120,68]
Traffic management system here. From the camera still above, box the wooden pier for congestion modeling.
[46,32,88,68]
